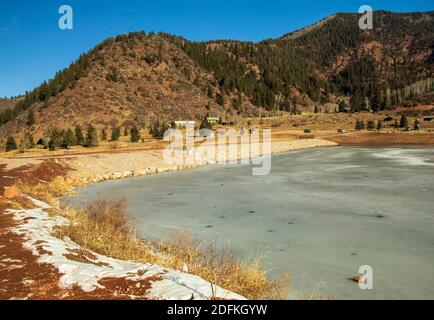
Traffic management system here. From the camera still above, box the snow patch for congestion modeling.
[6,197,245,300]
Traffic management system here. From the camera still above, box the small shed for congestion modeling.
[207,117,220,125]
[174,120,196,128]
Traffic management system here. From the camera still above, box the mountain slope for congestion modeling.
[1,11,433,139]
[287,10,434,110]
[170,10,433,112]
[288,11,434,77]
[0,33,232,138]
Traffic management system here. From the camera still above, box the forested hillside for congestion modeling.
[169,10,434,113]
[290,11,434,111]
[1,10,433,139]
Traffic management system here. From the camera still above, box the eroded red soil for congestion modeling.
[0,160,156,300]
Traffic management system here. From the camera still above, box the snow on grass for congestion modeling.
[5,197,245,300]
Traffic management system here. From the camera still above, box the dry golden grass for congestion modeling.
[0,133,166,158]
[17,176,84,206]
[3,197,38,211]
[156,231,291,300]
[242,110,434,133]
[18,176,84,206]
[52,197,290,300]
[53,199,158,264]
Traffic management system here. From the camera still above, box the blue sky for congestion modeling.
[0,0,433,97]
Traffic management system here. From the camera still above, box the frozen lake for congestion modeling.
[71,147,434,299]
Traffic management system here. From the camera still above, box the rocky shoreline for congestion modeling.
[65,138,337,185]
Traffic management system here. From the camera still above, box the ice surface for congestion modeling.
[72,147,434,299]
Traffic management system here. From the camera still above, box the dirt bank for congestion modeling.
[0,161,151,299]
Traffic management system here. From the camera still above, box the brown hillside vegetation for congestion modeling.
[0,34,226,139]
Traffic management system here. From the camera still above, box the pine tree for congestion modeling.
[111,127,121,141]
[75,125,85,146]
[150,120,168,139]
[234,93,243,110]
[350,92,364,112]
[62,128,75,149]
[367,120,375,130]
[371,88,384,112]
[124,127,129,136]
[5,136,17,152]
[338,100,348,112]
[101,128,107,141]
[200,117,213,130]
[207,86,213,98]
[377,120,383,131]
[355,119,365,130]
[355,120,360,130]
[85,125,99,147]
[151,122,158,138]
[399,114,408,128]
[26,110,35,126]
[20,132,34,150]
[150,121,158,138]
[216,92,225,106]
[48,128,63,150]
[130,126,141,142]
[206,101,211,110]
